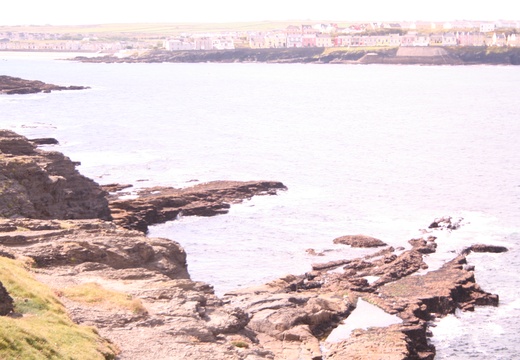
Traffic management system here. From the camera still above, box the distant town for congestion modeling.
[1,20,519,54]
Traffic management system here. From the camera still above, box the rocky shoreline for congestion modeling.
[0,75,89,95]
[73,46,520,65]
[0,129,507,359]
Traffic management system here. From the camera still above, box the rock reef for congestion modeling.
[0,130,508,359]
[0,75,89,94]
[105,180,287,233]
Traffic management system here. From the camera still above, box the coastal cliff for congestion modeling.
[0,130,507,359]
[74,46,520,65]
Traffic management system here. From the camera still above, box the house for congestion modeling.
[164,39,194,51]
[493,33,507,47]
[378,34,400,47]
[442,33,457,46]
[316,34,333,48]
[335,35,352,47]
[457,32,485,46]
[313,23,337,34]
[484,34,495,46]
[414,34,430,46]
[264,33,286,48]
[429,34,443,46]
[302,34,317,47]
[249,34,265,49]
[401,32,417,46]
[350,35,364,46]
[212,37,235,50]
[383,23,401,30]
[480,23,496,33]
[362,35,377,47]
[301,25,316,34]
[507,33,520,47]
[287,34,302,48]
[194,37,213,50]
[286,25,301,35]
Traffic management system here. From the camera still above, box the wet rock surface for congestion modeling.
[0,75,89,94]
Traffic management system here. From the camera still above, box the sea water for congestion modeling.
[1,52,519,358]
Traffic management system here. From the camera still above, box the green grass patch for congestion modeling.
[0,257,118,359]
[61,282,147,315]
[231,340,249,349]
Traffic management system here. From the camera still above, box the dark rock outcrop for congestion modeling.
[106,180,287,233]
[0,75,89,95]
[463,243,509,254]
[428,216,463,230]
[0,130,111,220]
[333,234,387,248]
[0,281,14,316]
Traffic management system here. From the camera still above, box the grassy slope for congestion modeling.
[0,257,117,360]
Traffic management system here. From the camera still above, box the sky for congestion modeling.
[1,0,518,26]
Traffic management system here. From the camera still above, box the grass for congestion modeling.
[0,256,118,360]
[61,282,147,315]
[231,340,249,349]
[0,21,354,37]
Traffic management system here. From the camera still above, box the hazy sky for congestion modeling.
[1,0,518,26]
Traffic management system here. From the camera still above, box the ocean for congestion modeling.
[1,52,519,359]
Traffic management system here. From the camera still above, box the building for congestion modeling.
[315,34,333,48]
[302,34,317,47]
[480,23,496,33]
[287,34,303,48]
[264,33,286,48]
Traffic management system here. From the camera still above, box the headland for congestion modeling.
[0,127,508,359]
